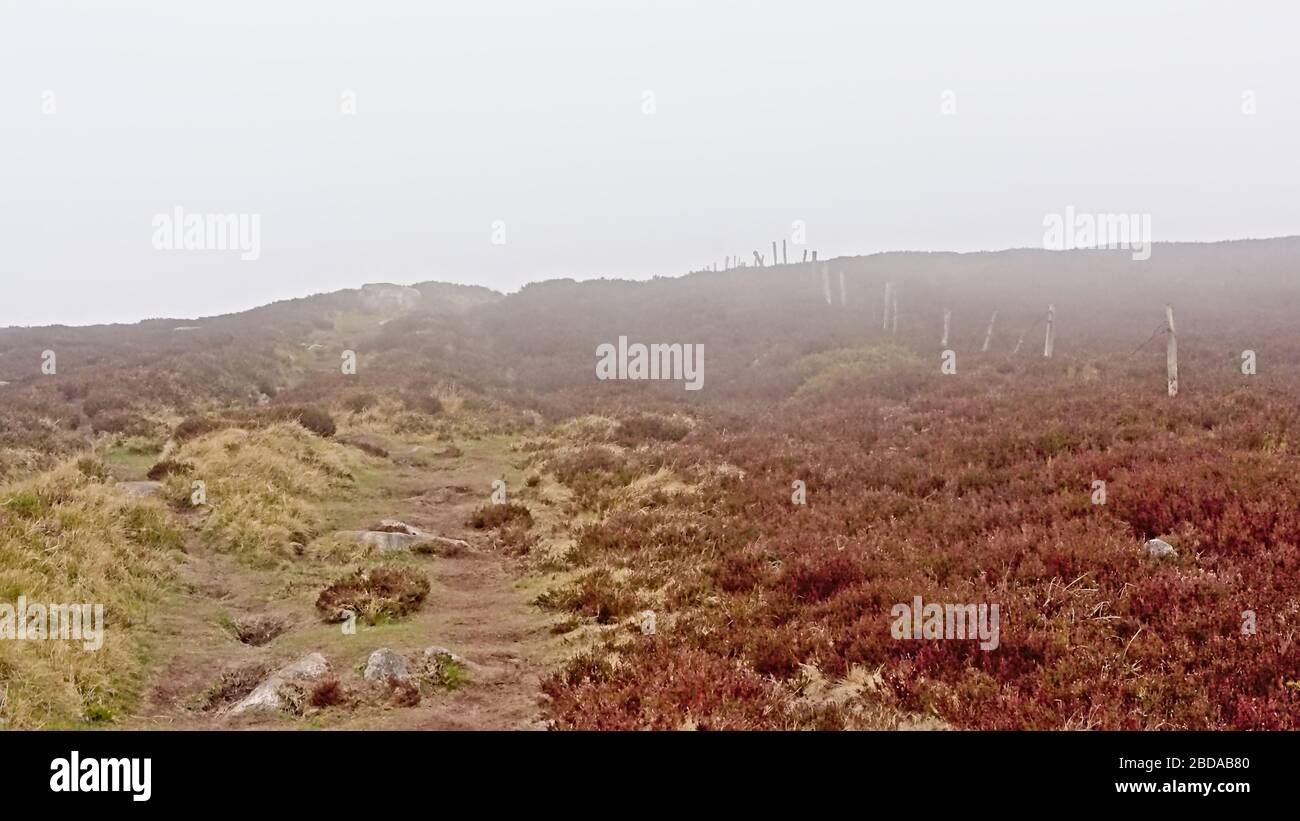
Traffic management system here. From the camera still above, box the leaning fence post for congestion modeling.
[1166,304,1178,397]
[982,310,997,352]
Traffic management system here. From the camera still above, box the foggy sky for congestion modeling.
[1,0,1297,327]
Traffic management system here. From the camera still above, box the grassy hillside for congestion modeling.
[3,238,1300,728]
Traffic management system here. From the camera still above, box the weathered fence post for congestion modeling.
[821,263,832,305]
[782,240,788,265]
[941,309,951,346]
[1044,304,1055,358]
[772,241,779,266]
[891,293,899,335]
[838,271,847,306]
[982,310,997,352]
[882,282,893,331]
[1166,304,1178,397]
[802,249,808,263]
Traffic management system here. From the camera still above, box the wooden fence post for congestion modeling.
[882,283,893,331]
[1044,304,1055,358]
[891,293,899,335]
[782,240,788,265]
[839,271,847,306]
[941,309,951,346]
[982,310,997,352]
[821,263,832,305]
[802,249,808,263]
[1166,304,1178,397]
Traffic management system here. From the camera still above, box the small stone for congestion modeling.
[1142,538,1177,560]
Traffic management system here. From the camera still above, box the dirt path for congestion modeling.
[125,431,560,730]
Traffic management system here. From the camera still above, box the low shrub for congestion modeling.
[315,566,430,624]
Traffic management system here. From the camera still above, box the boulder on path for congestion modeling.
[227,652,330,717]
[335,530,426,551]
[119,481,163,498]
[335,521,470,554]
[364,648,410,682]
[1142,538,1178,560]
[423,646,507,683]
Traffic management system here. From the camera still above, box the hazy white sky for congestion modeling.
[1,0,1297,326]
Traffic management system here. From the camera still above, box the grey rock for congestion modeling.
[423,646,468,666]
[374,519,420,535]
[335,530,427,551]
[119,481,163,498]
[1142,538,1178,560]
[336,520,470,554]
[423,646,507,683]
[364,648,410,682]
[413,535,472,555]
[228,652,330,716]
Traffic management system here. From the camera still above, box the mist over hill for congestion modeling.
[4,236,1299,447]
